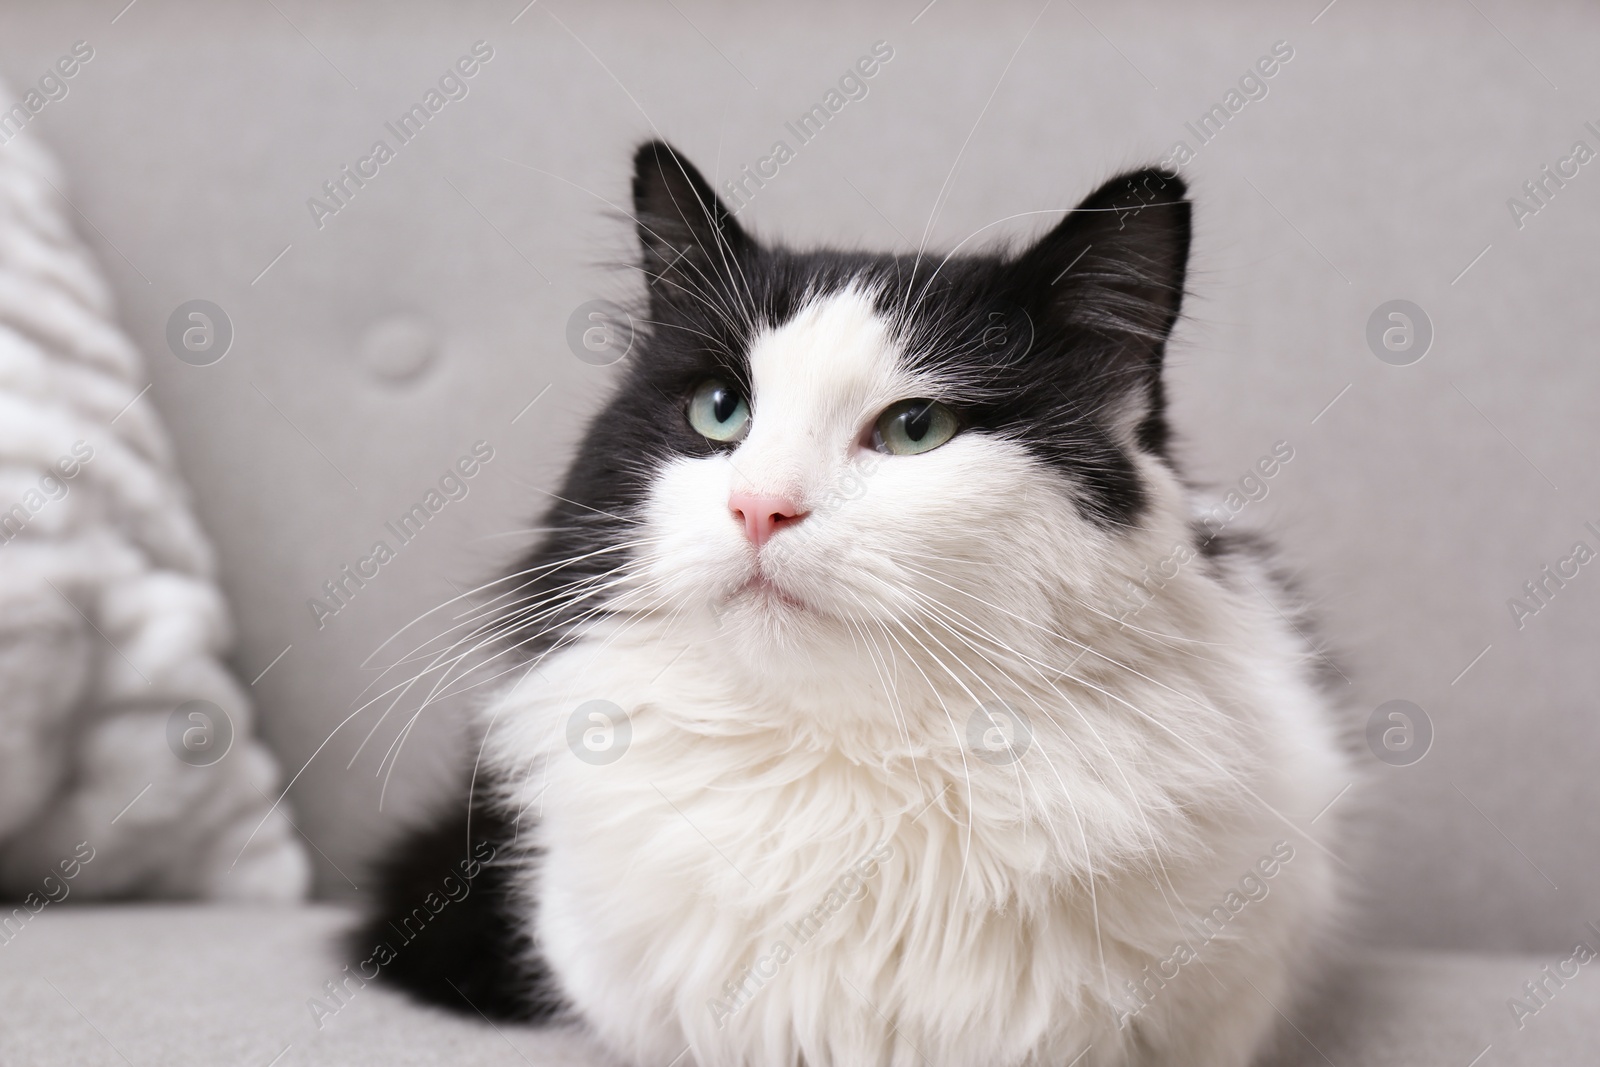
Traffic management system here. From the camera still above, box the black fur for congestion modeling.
[348,777,564,1022]
[356,140,1193,1021]
[624,142,1190,531]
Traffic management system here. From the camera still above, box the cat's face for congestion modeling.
[530,143,1191,687]
[646,283,1026,631]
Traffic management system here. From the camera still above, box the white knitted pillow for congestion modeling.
[0,108,307,900]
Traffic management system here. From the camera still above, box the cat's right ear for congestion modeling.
[632,141,751,299]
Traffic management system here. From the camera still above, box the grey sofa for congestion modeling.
[3,0,1598,1063]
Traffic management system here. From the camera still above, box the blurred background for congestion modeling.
[0,0,1595,955]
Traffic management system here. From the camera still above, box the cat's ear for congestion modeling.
[632,140,751,298]
[1011,168,1190,370]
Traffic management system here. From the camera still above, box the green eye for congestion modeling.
[873,399,959,456]
[686,379,751,442]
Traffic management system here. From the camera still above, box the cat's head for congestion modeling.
[535,141,1193,698]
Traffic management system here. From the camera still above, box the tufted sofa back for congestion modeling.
[3,0,1595,952]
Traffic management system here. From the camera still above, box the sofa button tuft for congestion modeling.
[360,315,436,383]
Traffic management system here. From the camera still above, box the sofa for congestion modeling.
[1,0,1597,1063]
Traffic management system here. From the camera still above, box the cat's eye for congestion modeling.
[686,379,751,442]
[872,399,959,456]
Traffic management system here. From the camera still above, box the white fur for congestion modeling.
[482,289,1348,1066]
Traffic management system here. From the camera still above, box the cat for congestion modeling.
[355,140,1351,1067]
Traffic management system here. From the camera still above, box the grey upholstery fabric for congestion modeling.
[1,0,1584,952]
[2,0,1597,1057]
[0,906,1594,1067]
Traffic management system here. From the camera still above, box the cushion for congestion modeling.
[0,904,1592,1066]
[0,88,306,900]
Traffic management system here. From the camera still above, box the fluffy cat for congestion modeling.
[356,141,1350,1067]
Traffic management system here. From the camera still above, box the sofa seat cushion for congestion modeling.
[0,905,1593,1066]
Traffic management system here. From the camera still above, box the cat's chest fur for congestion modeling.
[483,600,1344,1067]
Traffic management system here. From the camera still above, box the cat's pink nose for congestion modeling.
[729,493,806,547]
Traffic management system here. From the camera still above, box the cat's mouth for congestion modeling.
[733,573,810,612]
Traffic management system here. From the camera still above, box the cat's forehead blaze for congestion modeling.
[743,287,923,432]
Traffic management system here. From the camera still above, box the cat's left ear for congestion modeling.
[632,140,752,300]
[1010,167,1190,372]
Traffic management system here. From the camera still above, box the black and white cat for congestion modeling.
[357,141,1349,1067]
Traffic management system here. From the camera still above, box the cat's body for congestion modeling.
[358,143,1350,1067]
